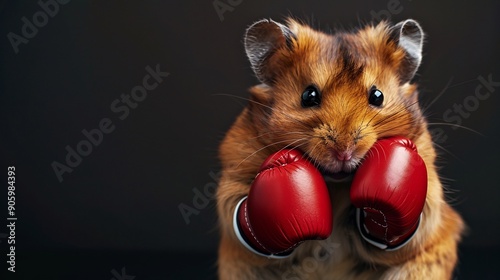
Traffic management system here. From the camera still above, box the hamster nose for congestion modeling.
[335,150,353,161]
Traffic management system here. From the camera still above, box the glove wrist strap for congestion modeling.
[233,196,291,259]
[355,208,422,251]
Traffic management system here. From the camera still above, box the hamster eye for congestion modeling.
[368,86,384,107]
[301,86,321,108]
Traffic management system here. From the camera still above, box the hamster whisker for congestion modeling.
[273,138,309,154]
[215,93,314,130]
[420,77,478,115]
[307,141,324,170]
[236,139,292,168]
[288,141,311,156]
[431,142,463,162]
[245,131,312,143]
[362,97,399,128]
[373,119,419,136]
[247,107,314,129]
[213,93,274,111]
[426,123,484,136]
[371,101,415,128]
[236,138,308,168]
[371,112,406,128]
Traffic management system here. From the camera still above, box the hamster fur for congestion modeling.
[216,18,464,280]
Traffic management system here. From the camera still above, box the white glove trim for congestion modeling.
[233,196,290,259]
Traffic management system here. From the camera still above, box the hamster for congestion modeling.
[216,18,464,279]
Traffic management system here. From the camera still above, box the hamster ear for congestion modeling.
[244,19,295,84]
[391,19,424,84]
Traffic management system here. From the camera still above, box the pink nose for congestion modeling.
[336,151,352,161]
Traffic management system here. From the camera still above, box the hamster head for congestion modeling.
[244,18,426,176]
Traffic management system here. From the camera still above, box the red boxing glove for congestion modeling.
[233,149,333,258]
[350,137,427,250]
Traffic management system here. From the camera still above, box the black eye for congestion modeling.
[301,86,321,108]
[368,86,384,107]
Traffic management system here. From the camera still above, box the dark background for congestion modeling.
[0,0,499,279]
